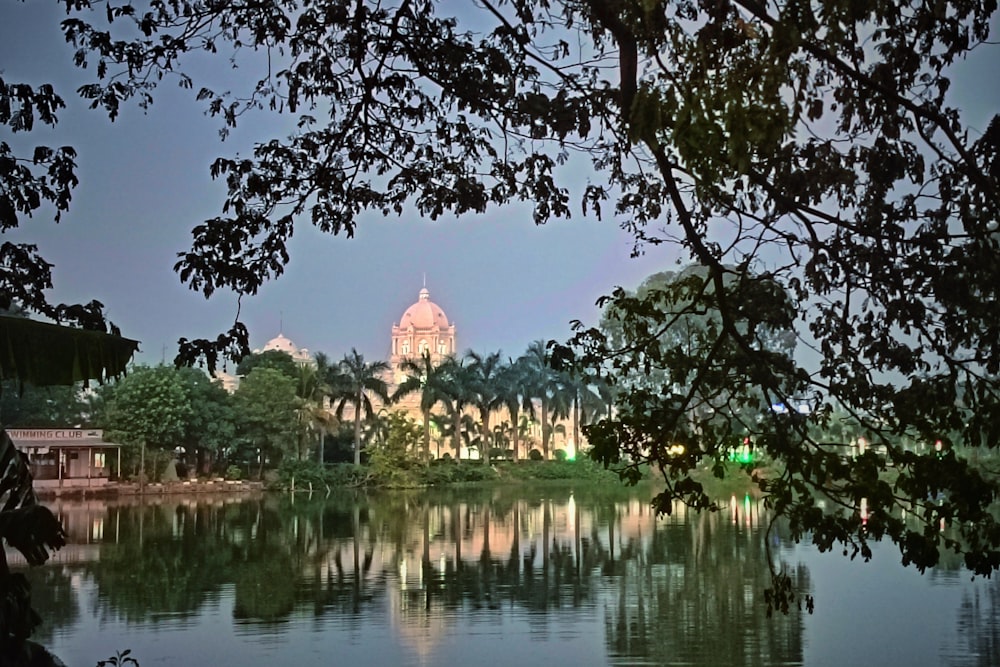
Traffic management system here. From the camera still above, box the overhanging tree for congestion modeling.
[11,0,1000,602]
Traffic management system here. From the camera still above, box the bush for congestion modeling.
[494,456,621,483]
[528,449,543,461]
[553,449,567,462]
[420,463,456,486]
[447,463,499,483]
[326,463,369,487]
[276,459,328,489]
[225,465,242,481]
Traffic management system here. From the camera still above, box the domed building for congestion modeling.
[390,286,456,374]
[258,332,315,367]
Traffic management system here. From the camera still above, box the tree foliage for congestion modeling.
[392,350,451,460]
[232,367,301,475]
[329,349,390,466]
[175,366,235,469]
[464,350,505,465]
[0,382,85,428]
[7,0,1000,599]
[234,349,300,380]
[102,365,191,450]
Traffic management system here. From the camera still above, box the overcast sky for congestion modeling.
[3,2,998,370]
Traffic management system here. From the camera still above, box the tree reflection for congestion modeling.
[604,500,806,665]
[952,579,1000,667]
[22,487,814,666]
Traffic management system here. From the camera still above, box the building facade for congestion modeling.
[390,286,456,381]
[7,428,120,489]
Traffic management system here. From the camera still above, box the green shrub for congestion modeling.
[326,463,369,487]
[553,449,567,462]
[528,449,543,461]
[276,459,329,489]
[225,465,242,481]
[449,463,499,483]
[419,463,456,486]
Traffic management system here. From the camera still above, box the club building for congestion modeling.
[7,428,120,488]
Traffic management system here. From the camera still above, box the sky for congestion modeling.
[2,2,998,371]
[1,1,678,368]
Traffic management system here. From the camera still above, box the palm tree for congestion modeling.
[295,353,337,462]
[392,350,450,460]
[330,349,391,465]
[465,350,505,465]
[429,412,452,459]
[545,373,573,456]
[438,355,474,463]
[562,371,611,458]
[496,357,534,462]
[363,408,392,450]
[521,340,560,460]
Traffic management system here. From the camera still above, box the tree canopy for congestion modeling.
[232,366,301,473]
[4,0,1000,603]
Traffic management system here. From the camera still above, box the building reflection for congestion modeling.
[15,488,808,665]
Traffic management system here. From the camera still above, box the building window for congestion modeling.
[94,452,106,468]
[438,341,448,355]
[418,339,429,354]
[401,340,410,355]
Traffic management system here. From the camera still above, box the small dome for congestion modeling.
[263,333,298,354]
[259,332,313,366]
[398,287,450,331]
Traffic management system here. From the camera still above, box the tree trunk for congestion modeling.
[541,401,550,460]
[511,406,520,462]
[423,407,431,460]
[573,392,580,457]
[453,408,462,464]
[480,408,491,465]
[139,438,146,492]
[353,390,363,466]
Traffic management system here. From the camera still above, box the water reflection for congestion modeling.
[11,487,995,667]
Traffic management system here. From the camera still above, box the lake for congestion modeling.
[15,485,1000,667]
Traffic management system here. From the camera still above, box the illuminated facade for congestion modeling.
[390,286,456,381]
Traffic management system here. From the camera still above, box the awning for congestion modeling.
[0,315,140,387]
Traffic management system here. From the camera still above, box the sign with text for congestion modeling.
[7,429,103,441]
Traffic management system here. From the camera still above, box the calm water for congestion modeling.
[13,486,1000,667]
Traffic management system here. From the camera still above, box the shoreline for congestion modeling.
[35,478,266,499]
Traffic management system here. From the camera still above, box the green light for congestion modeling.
[729,447,754,464]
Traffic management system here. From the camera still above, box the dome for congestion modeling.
[398,287,450,331]
[263,333,298,354]
[258,332,313,366]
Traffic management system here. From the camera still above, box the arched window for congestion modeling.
[401,340,410,355]
[438,340,447,355]
[418,339,429,354]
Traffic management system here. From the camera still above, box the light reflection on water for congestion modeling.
[12,487,1000,667]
